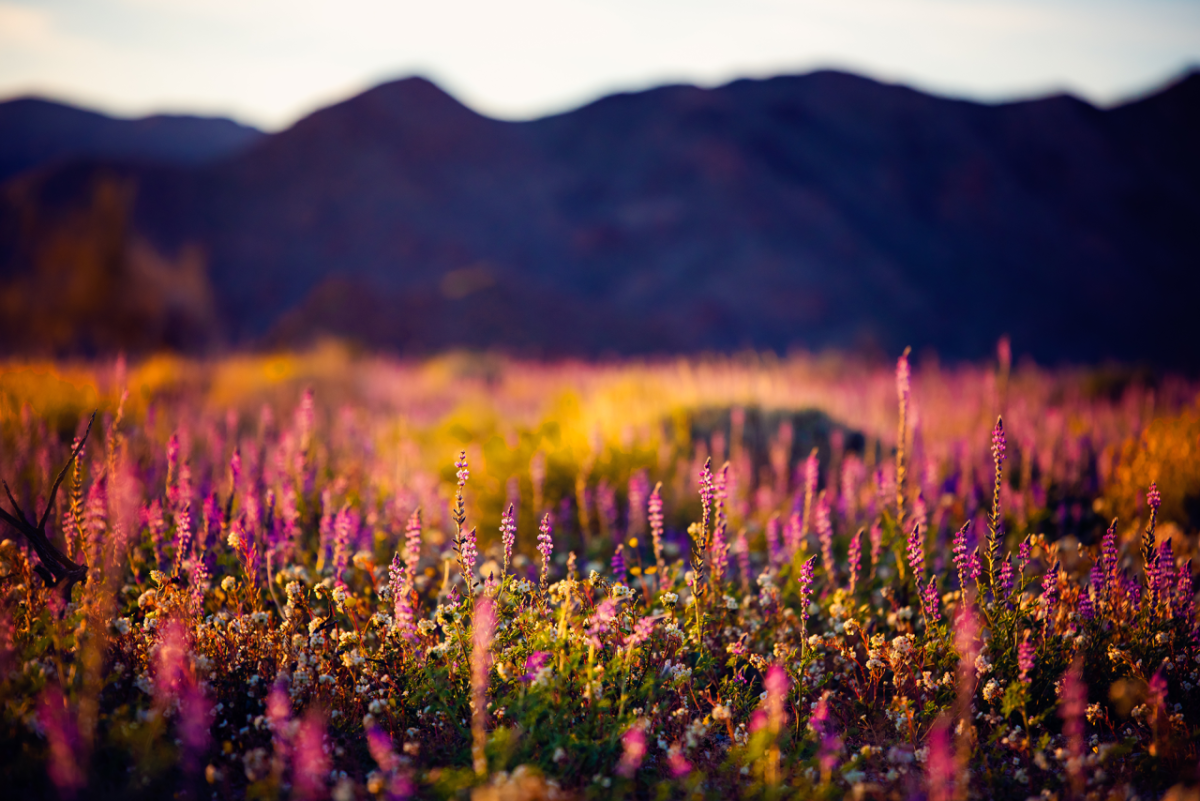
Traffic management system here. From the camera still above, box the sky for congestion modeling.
[0,0,1197,131]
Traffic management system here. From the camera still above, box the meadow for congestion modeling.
[1,344,1198,800]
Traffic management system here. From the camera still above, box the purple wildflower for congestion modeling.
[801,448,819,536]
[537,512,553,588]
[798,555,817,638]
[612,543,627,584]
[848,528,862,595]
[921,575,941,625]
[500,503,516,574]
[1042,560,1060,625]
[648,482,666,580]
[1157,539,1177,617]
[766,514,782,566]
[293,711,328,801]
[459,526,478,588]
[816,491,835,582]
[786,510,803,560]
[926,720,955,801]
[625,616,656,649]
[952,521,971,591]
[628,470,649,537]
[699,457,715,536]
[617,720,647,778]
[1078,585,1094,620]
[1101,518,1118,589]
[869,519,883,577]
[735,530,751,593]
[522,651,551,682]
[1018,538,1032,576]
[998,556,1013,600]
[906,521,925,579]
[1177,561,1195,624]
[404,509,422,586]
[332,504,352,586]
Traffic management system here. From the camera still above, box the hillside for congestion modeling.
[0,70,1196,364]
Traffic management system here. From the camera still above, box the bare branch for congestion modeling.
[2,481,31,528]
[38,411,95,533]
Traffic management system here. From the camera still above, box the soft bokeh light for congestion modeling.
[0,0,1197,127]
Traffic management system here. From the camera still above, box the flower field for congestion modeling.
[1,347,1199,800]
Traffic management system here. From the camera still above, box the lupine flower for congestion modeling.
[797,555,816,638]
[1042,560,1060,625]
[390,553,416,641]
[459,527,478,588]
[1078,585,1094,620]
[628,470,649,537]
[471,596,496,777]
[648,482,666,580]
[810,691,842,777]
[1176,561,1195,625]
[1018,538,1032,576]
[500,503,516,574]
[735,530,751,593]
[38,686,84,795]
[952,521,971,592]
[906,521,925,579]
[293,711,329,801]
[869,519,883,577]
[537,513,553,587]
[367,725,399,774]
[925,719,955,801]
[921,575,940,625]
[785,510,803,561]
[998,556,1013,600]
[912,491,928,537]
[801,448,819,536]
[616,720,647,778]
[404,509,422,585]
[765,514,782,566]
[765,664,789,735]
[1018,632,1035,682]
[816,491,835,582]
[698,457,715,536]
[611,544,627,584]
[332,504,352,586]
[895,349,911,516]
[1060,662,1086,795]
[847,528,862,595]
[1099,518,1117,581]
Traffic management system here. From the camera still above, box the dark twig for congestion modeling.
[0,411,96,599]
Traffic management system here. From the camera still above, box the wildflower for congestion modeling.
[404,508,422,585]
[998,556,1014,601]
[662,592,679,607]
[537,513,554,588]
[220,577,236,594]
[797,555,817,639]
[500,503,516,574]
[331,505,352,586]
[816,490,835,582]
[906,522,924,579]
[1018,632,1035,682]
[612,543,627,584]
[616,720,647,778]
[952,521,971,592]
[848,528,862,595]
[921,575,940,625]
[648,482,666,580]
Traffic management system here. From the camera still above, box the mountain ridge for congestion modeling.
[1,70,1197,365]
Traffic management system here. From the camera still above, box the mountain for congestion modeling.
[0,70,1197,365]
[0,97,264,183]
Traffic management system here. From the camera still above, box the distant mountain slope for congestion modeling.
[0,97,263,183]
[0,71,1197,364]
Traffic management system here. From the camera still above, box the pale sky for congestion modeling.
[0,0,1197,130]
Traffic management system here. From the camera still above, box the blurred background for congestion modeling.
[0,0,1197,367]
